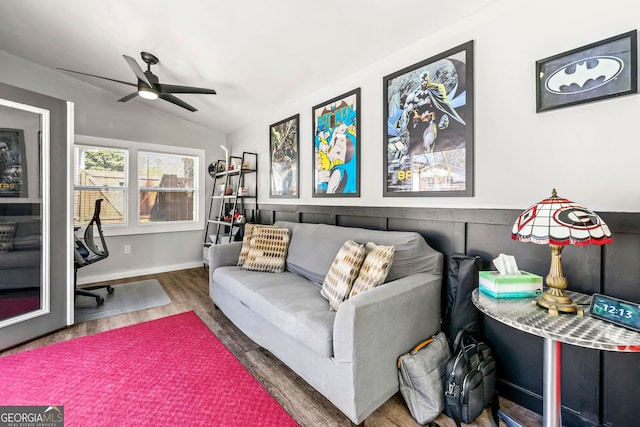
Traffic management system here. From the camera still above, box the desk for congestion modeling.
[472,289,640,427]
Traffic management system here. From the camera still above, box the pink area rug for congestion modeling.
[0,311,298,426]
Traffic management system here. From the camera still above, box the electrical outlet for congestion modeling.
[123,244,131,255]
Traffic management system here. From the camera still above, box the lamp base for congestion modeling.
[534,288,584,316]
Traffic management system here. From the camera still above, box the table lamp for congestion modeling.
[512,189,612,315]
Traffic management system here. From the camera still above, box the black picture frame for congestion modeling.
[0,127,27,198]
[536,30,638,113]
[383,41,474,197]
[312,88,360,197]
[269,114,299,198]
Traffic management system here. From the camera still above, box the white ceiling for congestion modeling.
[0,0,495,134]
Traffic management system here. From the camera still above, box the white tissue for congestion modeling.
[493,253,520,275]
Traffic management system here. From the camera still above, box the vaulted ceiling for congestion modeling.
[0,0,495,134]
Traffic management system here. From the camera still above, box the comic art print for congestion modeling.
[383,41,474,197]
[270,114,299,198]
[0,128,26,197]
[312,88,360,197]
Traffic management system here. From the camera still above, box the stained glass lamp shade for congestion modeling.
[512,189,612,315]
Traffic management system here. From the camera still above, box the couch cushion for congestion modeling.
[212,267,336,357]
[321,240,365,311]
[349,242,395,298]
[0,222,17,253]
[276,221,442,284]
[242,226,290,273]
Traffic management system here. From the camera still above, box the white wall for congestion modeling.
[0,50,226,283]
[229,0,640,213]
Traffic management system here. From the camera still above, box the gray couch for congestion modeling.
[0,216,41,291]
[208,221,443,425]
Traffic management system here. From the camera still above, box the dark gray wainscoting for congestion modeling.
[258,203,640,427]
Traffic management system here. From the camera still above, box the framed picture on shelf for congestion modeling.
[269,114,299,198]
[0,128,27,197]
[536,30,638,112]
[312,88,360,197]
[383,41,474,197]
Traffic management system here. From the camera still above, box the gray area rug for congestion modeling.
[74,279,171,323]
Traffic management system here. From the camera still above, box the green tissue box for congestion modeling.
[479,270,543,298]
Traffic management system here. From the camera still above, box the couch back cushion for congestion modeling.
[275,221,442,285]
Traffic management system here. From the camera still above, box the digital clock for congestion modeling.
[589,293,640,333]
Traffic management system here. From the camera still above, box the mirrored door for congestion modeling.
[0,102,44,325]
[0,82,72,350]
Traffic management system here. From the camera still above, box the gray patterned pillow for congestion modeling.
[349,242,395,298]
[0,222,17,253]
[242,226,290,273]
[321,240,366,311]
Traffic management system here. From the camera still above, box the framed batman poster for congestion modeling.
[536,30,638,112]
[0,128,26,197]
[383,41,474,197]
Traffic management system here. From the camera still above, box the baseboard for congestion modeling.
[77,261,204,285]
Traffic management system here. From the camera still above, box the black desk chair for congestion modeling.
[74,199,114,305]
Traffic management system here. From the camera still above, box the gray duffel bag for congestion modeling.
[398,331,451,425]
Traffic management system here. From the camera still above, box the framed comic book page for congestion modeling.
[312,88,360,197]
[269,114,299,198]
[0,127,27,197]
[383,41,474,197]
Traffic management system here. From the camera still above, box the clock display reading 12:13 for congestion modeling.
[589,293,640,332]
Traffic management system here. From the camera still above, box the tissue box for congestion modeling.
[479,270,543,298]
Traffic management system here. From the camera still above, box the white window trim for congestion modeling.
[74,135,205,236]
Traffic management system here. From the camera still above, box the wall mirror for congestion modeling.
[0,98,49,328]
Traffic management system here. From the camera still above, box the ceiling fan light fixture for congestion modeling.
[138,86,158,100]
[58,51,215,111]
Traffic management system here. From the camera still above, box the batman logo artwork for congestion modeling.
[545,56,623,94]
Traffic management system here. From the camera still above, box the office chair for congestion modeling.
[74,199,114,305]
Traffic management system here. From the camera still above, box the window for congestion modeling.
[73,145,127,226]
[138,151,196,223]
[73,135,204,235]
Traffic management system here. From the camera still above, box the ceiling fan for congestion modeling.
[57,51,216,112]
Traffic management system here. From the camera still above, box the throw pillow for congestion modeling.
[242,226,290,273]
[321,240,366,311]
[0,222,17,253]
[349,242,395,298]
[238,224,281,266]
[237,223,256,266]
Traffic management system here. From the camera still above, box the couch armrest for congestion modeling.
[208,242,243,272]
[332,272,442,393]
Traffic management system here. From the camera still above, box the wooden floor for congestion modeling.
[1,268,543,427]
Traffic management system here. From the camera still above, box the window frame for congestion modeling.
[137,149,198,226]
[73,143,129,227]
[74,135,205,236]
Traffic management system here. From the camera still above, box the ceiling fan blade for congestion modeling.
[118,92,139,102]
[156,83,217,95]
[159,93,197,112]
[123,55,152,87]
[57,68,136,87]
